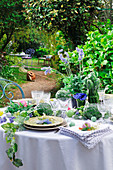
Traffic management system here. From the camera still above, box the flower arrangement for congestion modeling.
[41,48,87,106]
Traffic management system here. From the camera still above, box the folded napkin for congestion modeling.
[59,122,113,149]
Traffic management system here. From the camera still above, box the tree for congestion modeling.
[99,0,113,23]
[0,0,28,53]
[23,0,103,47]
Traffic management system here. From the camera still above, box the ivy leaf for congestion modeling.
[6,148,14,159]
[12,159,23,168]
[13,143,18,153]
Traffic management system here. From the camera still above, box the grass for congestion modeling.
[12,68,27,84]
[19,57,49,68]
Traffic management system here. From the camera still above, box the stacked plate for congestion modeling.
[24,116,67,131]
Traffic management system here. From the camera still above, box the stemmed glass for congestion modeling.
[97,100,111,123]
[31,90,44,105]
[98,89,105,102]
[104,97,113,119]
[41,92,51,103]
[58,98,71,118]
[97,103,107,121]
[50,98,59,116]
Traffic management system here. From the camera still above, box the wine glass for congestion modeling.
[31,90,44,105]
[41,92,51,103]
[104,97,113,119]
[58,98,71,118]
[98,89,105,102]
[50,98,59,116]
[97,102,109,123]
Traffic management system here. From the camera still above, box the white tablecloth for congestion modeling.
[1,124,113,170]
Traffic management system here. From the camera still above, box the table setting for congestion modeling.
[1,86,113,170]
[0,74,113,170]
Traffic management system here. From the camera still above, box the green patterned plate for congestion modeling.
[24,116,64,128]
[24,120,67,131]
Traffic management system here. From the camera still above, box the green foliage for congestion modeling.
[36,47,50,57]
[14,25,40,55]
[37,30,68,55]
[5,55,23,67]
[0,53,8,71]
[67,20,113,93]
[0,67,27,86]
[71,104,102,120]
[63,74,85,95]
[36,103,53,116]
[83,105,102,120]
[0,65,16,80]
[23,0,103,46]
[2,100,36,167]
[5,101,33,115]
[82,20,113,92]
[2,123,23,168]
[0,0,28,51]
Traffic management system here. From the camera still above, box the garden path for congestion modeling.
[15,70,57,99]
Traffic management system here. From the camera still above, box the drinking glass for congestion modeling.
[31,90,44,105]
[98,89,105,102]
[97,102,110,123]
[104,97,113,117]
[41,92,51,103]
[50,98,59,116]
[97,103,106,118]
[58,98,71,118]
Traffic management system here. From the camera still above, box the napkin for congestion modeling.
[59,123,113,149]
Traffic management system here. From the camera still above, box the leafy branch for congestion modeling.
[1,123,23,168]
[1,101,35,168]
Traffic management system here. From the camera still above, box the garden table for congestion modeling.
[9,53,30,67]
[38,55,52,66]
[9,53,30,58]
[1,107,113,170]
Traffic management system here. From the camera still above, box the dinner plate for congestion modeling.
[104,94,113,99]
[24,120,67,131]
[12,98,36,105]
[24,116,64,128]
[109,117,113,122]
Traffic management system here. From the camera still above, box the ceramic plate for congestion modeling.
[104,94,113,99]
[110,117,113,122]
[24,120,67,131]
[24,116,64,128]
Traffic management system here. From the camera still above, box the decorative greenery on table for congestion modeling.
[66,104,102,121]
[1,100,53,168]
[35,103,53,116]
[83,105,102,120]
[84,72,100,103]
